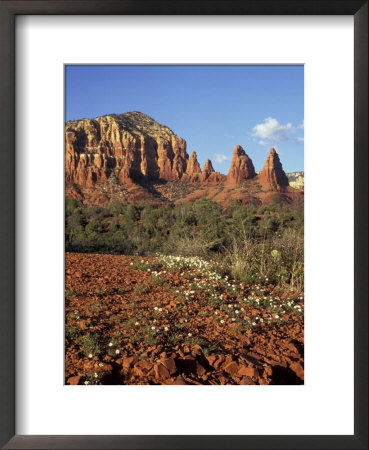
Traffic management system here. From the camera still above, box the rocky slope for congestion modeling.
[65,112,303,206]
[65,252,304,385]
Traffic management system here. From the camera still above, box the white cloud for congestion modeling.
[214,153,230,164]
[297,136,304,142]
[252,117,294,144]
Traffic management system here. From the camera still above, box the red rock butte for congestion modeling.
[65,111,188,186]
[65,112,302,206]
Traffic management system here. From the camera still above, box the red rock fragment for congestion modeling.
[163,376,188,385]
[238,366,257,378]
[224,361,239,377]
[134,360,153,377]
[160,357,177,376]
[154,364,170,379]
[206,355,217,367]
[213,356,225,371]
[123,355,138,371]
[289,362,304,381]
[67,376,81,385]
[239,376,257,385]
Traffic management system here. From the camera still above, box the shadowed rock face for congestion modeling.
[65,111,188,187]
[226,145,256,185]
[259,148,289,187]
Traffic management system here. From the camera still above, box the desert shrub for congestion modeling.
[192,197,222,226]
[105,200,127,217]
[65,198,83,215]
[65,325,80,340]
[65,196,304,291]
[168,234,220,257]
[221,229,303,290]
[79,333,101,357]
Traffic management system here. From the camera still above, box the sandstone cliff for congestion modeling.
[65,111,229,189]
[65,112,189,187]
[66,112,301,207]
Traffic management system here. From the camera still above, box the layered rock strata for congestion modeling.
[259,147,289,187]
[66,112,291,193]
[65,112,188,187]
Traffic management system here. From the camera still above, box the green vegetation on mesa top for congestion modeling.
[66,196,304,291]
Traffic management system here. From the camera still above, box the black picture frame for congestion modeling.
[0,1,367,449]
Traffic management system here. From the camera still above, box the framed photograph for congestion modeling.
[0,1,367,449]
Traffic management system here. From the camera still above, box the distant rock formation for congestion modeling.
[65,112,188,187]
[287,171,304,190]
[202,158,214,178]
[226,145,256,185]
[185,151,202,182]
[200,159,225,184]
[65,112,301,207]
[259,147,289,188]
[65,111,230,188]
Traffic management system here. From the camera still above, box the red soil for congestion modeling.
[65,252,304,385]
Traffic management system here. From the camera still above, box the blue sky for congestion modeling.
[65,65,304,172]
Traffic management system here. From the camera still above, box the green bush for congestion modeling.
[65,197,304,291]
[79,333,101,357]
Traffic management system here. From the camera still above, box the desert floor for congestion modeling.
[65,252,304,385]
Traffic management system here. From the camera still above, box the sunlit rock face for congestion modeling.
[259,147,289,188]
[226,145,256,185]
[65,111,189,187]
